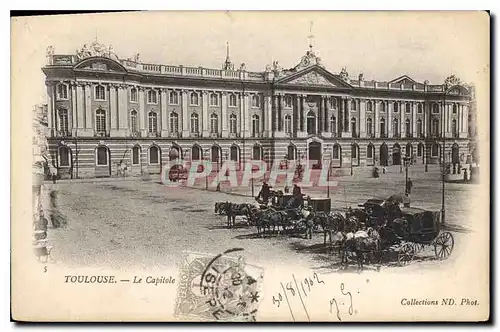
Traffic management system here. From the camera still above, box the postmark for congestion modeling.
[174,248,264,322]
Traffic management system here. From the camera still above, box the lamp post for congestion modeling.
[349,145,353,176]
[205,148,209,190]
[403,155,410,194]
[440,86,449,225]
[216,149,221,192]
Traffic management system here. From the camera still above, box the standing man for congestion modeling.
[407,178,413,195]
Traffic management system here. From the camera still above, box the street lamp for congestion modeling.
[216,149,221,192]
[403,155,411,195]
[205,148,210,190]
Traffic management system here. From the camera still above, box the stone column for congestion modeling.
[374,100,380,138]
[387,100,393,138]
[181,90,189,137]
[70,83,77,135]
[221,91,228,138]
[243,93,250,138]
[294,95,300,135]
[76,83,84,132]
[440,102,445,136]
[423,102,428,137]
[279,94,285,132]
[84,83,93,135]
[138,87,146,136]
[264,93,272,137]
[110,85,118,134]
[359,99,366,138]
[46,83,54,136]
[400,102,406,138]
[323,96,329,133]
[412,102,417,137]
[344,98,350,133]
[117,85,128,137]
[459,104,468,138]
[299,94,307,137]
[160,88,169,137]
[338,97,343,134]
[202,91,209,137]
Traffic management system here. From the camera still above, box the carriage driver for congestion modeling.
[256,182,271,204]
[299,206,315,239]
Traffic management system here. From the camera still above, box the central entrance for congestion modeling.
[308,141,322,169]
[393,143,401,165]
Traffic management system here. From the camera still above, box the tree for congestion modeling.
[444,74,461,87]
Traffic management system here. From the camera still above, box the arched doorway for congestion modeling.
[211,145,222,165]
[287,144,296,160]
[332,143,342,168]
[148,144,162,174]
[95,145,111,177]
[252,145,262,160]
[406,142,413,158]
[380,143,388,166]
[308,141,322,168]
[351,143,359,166]
[452,143,460,164]
[230,145,240,171]
[418,143,424,164]
[392,143,401,165]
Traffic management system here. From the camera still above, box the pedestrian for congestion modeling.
[226,201,234,229]
[407,178,413,195]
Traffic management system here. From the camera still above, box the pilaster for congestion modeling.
[374,100,380,138]
[160,88,169,137]
[138,87,146,137]
[110,84,119,135]
[181,90,189,137]
[202,91,209,137]
[221,91,228,138]
[359,99,366,138]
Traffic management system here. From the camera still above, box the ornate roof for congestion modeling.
[75,40,119,62]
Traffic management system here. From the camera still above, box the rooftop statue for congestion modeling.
[340,67,349,81]
[75,40,119,62]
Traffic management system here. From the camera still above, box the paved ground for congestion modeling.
[46,169,476,273]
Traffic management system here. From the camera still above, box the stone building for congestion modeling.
[42,40,472,178]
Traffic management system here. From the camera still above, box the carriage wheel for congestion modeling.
[413,243,424,254]
[398,243,415,265]
[434,232,454,259]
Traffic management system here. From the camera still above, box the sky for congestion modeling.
[12,11,489,109]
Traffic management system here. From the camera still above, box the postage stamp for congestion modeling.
[174,248,264,322]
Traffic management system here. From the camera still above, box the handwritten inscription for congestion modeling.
[329,283,356,321]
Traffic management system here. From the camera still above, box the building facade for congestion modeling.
[43,41,472,179]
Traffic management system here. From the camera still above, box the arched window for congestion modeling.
[96,146,108,166]
[229,94,237,107]
[95,85,106,101]
[210,113,218,133]
[432,103,439,114]
[58,109,68,133]
[367,144,374,159]
[284,95,293,108]
[332,144,341,160]
[393,118,399,136]
[169,91,179,105]
[96,109,106,133]
[380,102,386,113]
[432,118,440,135]
[452,119,457,137]
[453,104,458,114]
[130,110,138,133]
[350,117,357,136]
[132,146,140,165]
[406,142,412,157]
[287,145,296,160]
[393,102,399,113]
[190,92,199,106]
[307,111,316,135]
[58,146,70,167]
[417,143,424,157]
[330,116,337,134]
[417,103,423,113]
[351,100,357,111]
[417,119,423,137]
[431,142,440,157]
[149,145,160,164]
[190,113,199,133]
[252,114,260,136]
[57,84,68,100]
[351,144,359,159]
[169,112,179,133]
[210,93,219,106]
[147,90,157,104]
[366,101,372,112]
[405,118,411,136]
[366,118,373,136]
[284,114,292,134]
[230,145,239,161]
[229,114,237,134]
[130,87,137,102]
[252,145,262,160]
[191,145,201,161]
[251,95,260,108]
[330,97,337,109]
[380,118,386,137]
[405,103,411,113]
[148,111,158,133]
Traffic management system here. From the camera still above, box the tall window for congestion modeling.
[366,101,372,112]
[149,146,159,164]
[57,84,68,100]
[251,95,260,108]
[229,114,237,134]
[307,111,316,135]
[210,113,218,133]
[95,85,105,101]
[211,146,221,162]
[351,144,358,159]
[330,116,337,134]
[405,103,411,113]
[432,103,439,114]
[130,88,138,102]
[452,119,457,136]
[132,146,140,165]
[432,118,440,135]
[366,118,372,136]
[58,109,68,133]
[333,144,341,159]
[284,114,292,134]
[229,94,237,107]
[330,97,337,109]
[96,146,108,166]
[59,146,70,166]
[252,145,262,160]
[393,118,399,136]
[190,113,199,133]
[367,144,374,159]
[130,110,138,133]
[148,111,158,133]
[350,100,357,111]
[417,143,423,157]
[453,104,458,114]
[287,145,296,160]
[393,102,399,113]
[190,92,199,106]
[169,91,179,105]
[252,114,260,136]
[380,102,386,113]
[230,145,239,161]
[96,109,106,133]
[169,112,179,133]
[210,93,219,106]
[417,103,423,113]
[284,95,292,108]
[405,119,411,136]
[191,146,201,160]
[417,119,423,137]
[147,90,157,104]
[431,143,439,157]
[380,118,386,136]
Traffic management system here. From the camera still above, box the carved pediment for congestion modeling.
[389,75,419,85]
[287,71,338,87]
[74,57,128,73]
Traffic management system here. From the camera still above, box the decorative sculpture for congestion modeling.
[340,67,349,81]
